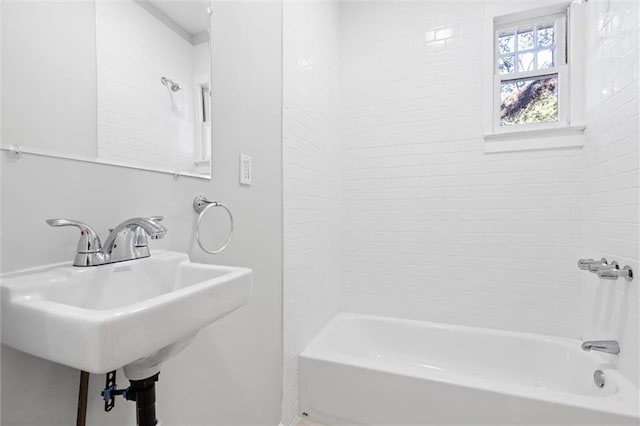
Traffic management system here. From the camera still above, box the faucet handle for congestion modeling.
[46,219,105,267]
[46,219,102,253]
[578,258,596,270]
[597,262,634,281]
[134,226,150,248]
[578,258,608,271]
[129,217,164,247]
[597,266,619,280]
[588,258,608,273]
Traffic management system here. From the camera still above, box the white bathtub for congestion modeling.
[299,313,640,425]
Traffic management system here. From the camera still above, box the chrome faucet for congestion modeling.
[47,216,166,266]
[102,217,167,263]
[581,340,620,355]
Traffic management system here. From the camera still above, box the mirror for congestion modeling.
[1,0,212,179]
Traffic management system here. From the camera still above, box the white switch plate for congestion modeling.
[239,153,252,185]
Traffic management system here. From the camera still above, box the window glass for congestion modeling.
[496,21,558,74]
[517,28,534,51]
[517,52,535,72]
[537,26,554,47]
[498,32,515,54]
[500,75,558,126]
[537,49,553,69]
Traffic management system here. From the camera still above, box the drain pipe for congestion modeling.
[101,370,161,426]
[76,371,90,426]
[127,373,160,426]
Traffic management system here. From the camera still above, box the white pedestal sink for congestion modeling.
[0,250,252,377]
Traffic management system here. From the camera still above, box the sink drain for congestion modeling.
[594,370,605,388]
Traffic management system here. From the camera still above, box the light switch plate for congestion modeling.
[239,153,252,185]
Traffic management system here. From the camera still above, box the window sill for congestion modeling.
[483,125,585,153]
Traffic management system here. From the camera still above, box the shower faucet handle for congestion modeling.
[578,258,596,270]
[588,258,608,273]
[597,262,634,281]
[578,258,607,272]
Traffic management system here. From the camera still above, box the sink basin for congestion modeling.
[0,250,252,375]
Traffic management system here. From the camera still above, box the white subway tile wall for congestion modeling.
[580,0,639,386]
[96,1,209,172]
[282,2,341,424]
[282,0,639,422]
[339,1,586,337]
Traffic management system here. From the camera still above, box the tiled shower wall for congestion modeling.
[283,0,639,422]
[339,1,586,337]
[282,1,341,424]
[580,0,639,386]
[96,1,208,171]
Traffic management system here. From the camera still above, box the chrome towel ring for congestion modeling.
[193,195,234,254]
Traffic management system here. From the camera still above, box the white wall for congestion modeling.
[282,1,341,424]
[1,1,97,158]
[580,0,639,386]
[338,0,586,337]
[0,2,282,425]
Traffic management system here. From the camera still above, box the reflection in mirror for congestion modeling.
[96,0,211,176]
[1,0,212,179]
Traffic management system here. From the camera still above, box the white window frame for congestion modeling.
[483,2,585,153]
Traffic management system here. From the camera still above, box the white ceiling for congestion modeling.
[147,0,209,36]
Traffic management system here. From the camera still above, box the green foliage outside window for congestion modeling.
[500,77,558,126]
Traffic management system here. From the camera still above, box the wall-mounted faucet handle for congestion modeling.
[588,258,608,273]
[597,262,634,281]
[620,265,634,281]
[578,258,597,270]
[597,266,619,280]
[46,219,105,267]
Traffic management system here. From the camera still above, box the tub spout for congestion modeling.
[581,340,619,355]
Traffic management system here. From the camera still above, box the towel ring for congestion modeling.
[193,195,234,254]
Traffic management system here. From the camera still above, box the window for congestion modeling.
[200,83,211,160]
[484,2,585,149]
[495,10,567,130]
